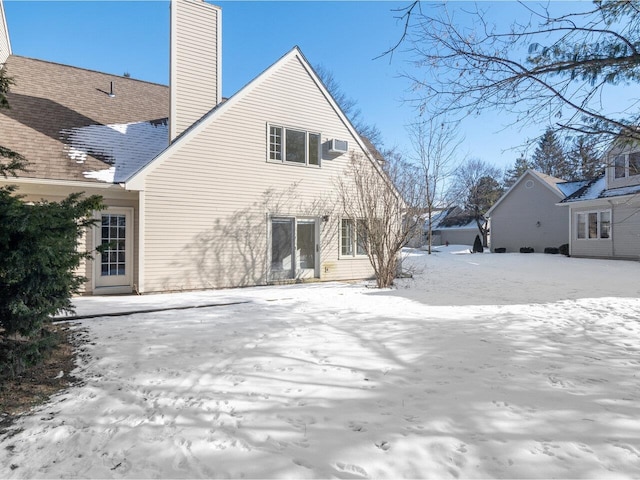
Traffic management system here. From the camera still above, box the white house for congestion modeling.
[0,0,393,294]
[560,141,640,259]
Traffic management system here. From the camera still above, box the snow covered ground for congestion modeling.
[2,247,640,479]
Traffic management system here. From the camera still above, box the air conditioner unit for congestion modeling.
[328,139,348,154]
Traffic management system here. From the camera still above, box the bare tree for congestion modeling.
[450,159,503,247]
[396,1,640,145]
[407,117,461,253]
[337,150,423,288]
[315,64,384,148]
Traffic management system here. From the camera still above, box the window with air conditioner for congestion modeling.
[268,124,320,167]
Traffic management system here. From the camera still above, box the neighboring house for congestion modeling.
[487,169,586,253]
[430,207,481,247]
[0,0,391,294]
[560,141,640,259]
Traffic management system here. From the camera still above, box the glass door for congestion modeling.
[95,208,132,290]
[271,218,294,280]
[296,219,317,279]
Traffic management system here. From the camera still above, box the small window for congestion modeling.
[341,218,368,257]
[577,213,586,239]
[588,212,598,239]
[309,133,320,166]
[269,126,282,161]
[614,155,626,179]
[286,129,306,163]
[629,152,640,177]
[341,219,354,256]
[268,124,321,167]
[600,211,611,239]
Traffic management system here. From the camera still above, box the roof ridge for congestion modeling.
[9,54,169,88]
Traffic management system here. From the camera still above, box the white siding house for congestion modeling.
[560,142,640,259]
[0,0,10,64]
[0,0,389,294]
[126,46,381,292]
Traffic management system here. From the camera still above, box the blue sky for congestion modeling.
[2,0,588,171]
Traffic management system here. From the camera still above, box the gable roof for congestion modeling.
[431,206,479,231]
[125,46,388,191]
[0,55,169,183]
[486,169,584,217]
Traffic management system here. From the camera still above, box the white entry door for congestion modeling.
[94,208,133,293]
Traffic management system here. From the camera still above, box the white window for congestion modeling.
[613,152,640,179]
[576,210,611,240]
[341,219,368,257]
[268,124,320,166]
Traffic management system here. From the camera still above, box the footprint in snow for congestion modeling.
[375,441,391,451]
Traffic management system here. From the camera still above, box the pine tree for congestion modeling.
[530,128,571,179]
[503,155,530,189]
[473,234,483,253]
[1,66,28,176]
[567,136,603,180]
[0,67,103,377]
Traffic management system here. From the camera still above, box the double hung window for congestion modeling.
[613,152,640,179]
[268,125,320,166]
[341,219,368,257]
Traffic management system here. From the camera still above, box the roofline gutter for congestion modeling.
[1,176,124,190]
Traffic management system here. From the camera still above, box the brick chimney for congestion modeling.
[170,0,222,142]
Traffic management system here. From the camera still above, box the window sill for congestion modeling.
[267,159,321,168]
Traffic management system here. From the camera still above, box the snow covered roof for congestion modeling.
[561,174,640,203]
[557,180,589,197]
[0,55,169,183]
[431,207,479,231]
[61,119,168,183]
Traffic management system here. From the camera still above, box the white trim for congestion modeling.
[338,217,368,259]
[0,176,124,190]
[487,169,564,217]
[125,47,388,193]
[137,190,146,293]
[0,0,11,61]
[93,207,134,293]
[266,122,321,167]
[169,0,178,143]
[216,6,222,106]
[93,285,135,296]
[574,208,612,241]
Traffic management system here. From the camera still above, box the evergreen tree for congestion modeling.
[0,191,103,339]
[530,129,571,179]
[503,155,530,189]
[1,66,28,176]
[0,67,103,377]
[472,234,483,253]
[567,135,603,180]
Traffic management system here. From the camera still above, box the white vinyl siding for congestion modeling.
[0,0,10,64]
[171,0,221,141]
[140,52,376,292]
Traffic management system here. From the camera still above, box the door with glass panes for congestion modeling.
[270,217,318,280]
[94,208,133,290]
